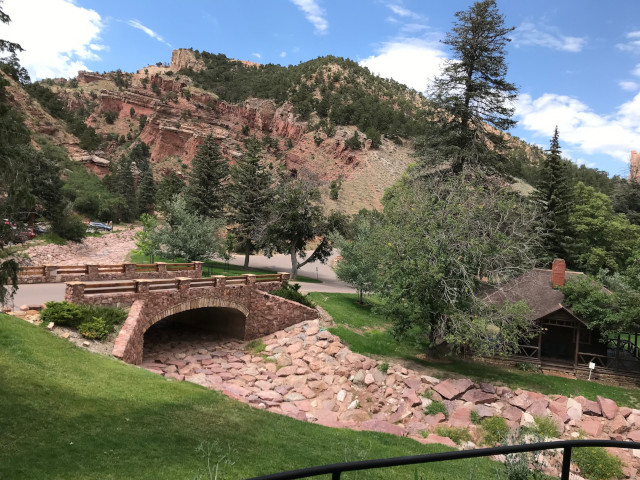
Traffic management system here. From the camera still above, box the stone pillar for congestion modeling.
[65,282,85,303]
[45,265,58,282]
[244,274,256,285]
[86,265,99,279]
[193,261,203,278]
[213,275,226,288]
[155,262,167,276]
[278,272,290,285]
[123,263,136,278]
[176,277,191,294]
[135,279,152,296]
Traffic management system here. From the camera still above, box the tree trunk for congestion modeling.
[290,246,298,279]
[359,289,364,304]
[243,244,250,269]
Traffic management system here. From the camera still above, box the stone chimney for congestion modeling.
[551,258,566,287]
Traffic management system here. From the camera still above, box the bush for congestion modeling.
[480,416,510,446]
[41,301,84,328]
[515,361,540,372]
[104,110,117,124]
[344,131,361,149]
[78,317,112,340]
[270,283,315,308]
[533,415,560,438]
[434,426,472,445]
[470,410,482,425]
[41,302,127,340]
[377,362,389,374]
[573,447,624,480]
[424,400,448,419]
[53,211,86,242]
[241,125,250,136]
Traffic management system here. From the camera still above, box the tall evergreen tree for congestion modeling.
[184,134,229,219]
[130,142,155,214]
[420,0,517,172]
[534,127,573,261]
[227,137,273,268]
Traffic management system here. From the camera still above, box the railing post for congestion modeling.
[193,261,203,278]
[45,265,58,282]
[123,263,136,278]
[155,262,167,275]
[177,277,191,293]
[65,281,85,303]
[278,272,290,285]
[135,279,151,296]
[332,471,341,480]
[86,264,99,278]
[213,275,226,288]
[561,446,572,480]
[244,274,256,285]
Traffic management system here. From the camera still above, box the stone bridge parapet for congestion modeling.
[65,273,319,364]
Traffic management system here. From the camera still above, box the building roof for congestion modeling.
[483,268,584,321]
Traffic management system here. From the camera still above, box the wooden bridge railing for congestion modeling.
[67,273,291,300]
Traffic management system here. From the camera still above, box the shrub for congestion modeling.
[241,125,250,136]
[434,426,472,445]
[533,415,560,438]
[377,362,389,374]
[286,138,294,149]
[314,134,323,146]
[41,302,127,339]
[515,361,540,372]
[424,400,448,419]
[78,317,112,340]
[104,110,117,124]
[480,416,510,446]
[129,106,135,117]
[470,410,482,425]
[41,301,84,328]
[39,232,66,246]
[53,211,86,242]
[271,283,315,308]
[344,131,361,149]
[139,115,147,130]
[573,447,624,480]
[329,178,342,201]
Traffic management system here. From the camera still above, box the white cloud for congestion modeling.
[360,38,447,93]
[619,80,639,91]
[127,20,171,48]
[513,22,586,53]
[290,0,328,34]
[0,0,103,79]
[516,92,640,164]
[251,52,262,59]
[617,31,640,52]
[280,51,287,58]
[387,4,420,19]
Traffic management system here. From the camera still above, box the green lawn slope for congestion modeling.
[0,314,500,480]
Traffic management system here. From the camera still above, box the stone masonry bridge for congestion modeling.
[65,273,318,365]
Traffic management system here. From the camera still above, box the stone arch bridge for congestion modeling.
[65,273,318,365]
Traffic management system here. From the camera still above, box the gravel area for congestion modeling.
[22,227,141,266]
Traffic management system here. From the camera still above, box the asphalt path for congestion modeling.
[9,252,355,310]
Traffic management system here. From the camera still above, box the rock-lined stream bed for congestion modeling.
[142,319,640,478]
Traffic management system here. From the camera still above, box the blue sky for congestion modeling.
[1,0,640,177]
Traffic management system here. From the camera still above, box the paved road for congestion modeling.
[8,252,354,310]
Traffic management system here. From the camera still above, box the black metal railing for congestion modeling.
[247,440,640,480]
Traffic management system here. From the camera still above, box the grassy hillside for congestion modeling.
[0,314,501,479]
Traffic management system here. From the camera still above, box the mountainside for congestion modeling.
[6,48,618,216]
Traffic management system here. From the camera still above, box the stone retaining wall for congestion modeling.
[18,262,202,284]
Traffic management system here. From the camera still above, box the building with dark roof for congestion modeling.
[484,259,640,382]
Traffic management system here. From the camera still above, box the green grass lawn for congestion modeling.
[308,293,640,408]
[129,252,321,283]
[0,314,501,480]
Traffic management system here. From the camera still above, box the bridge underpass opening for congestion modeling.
[143,307,247,360]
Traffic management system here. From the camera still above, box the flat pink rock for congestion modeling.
[461,388,498,405]
[433,378,473,400]
[581,419,603,437]
[596,396,618,420]
[419,434,456,448]
[360,419,406,436]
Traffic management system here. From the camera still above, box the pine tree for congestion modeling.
[534,126,573,260]
[227,137,273,268]
[420,0,517,172]
[184,134,229,219]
